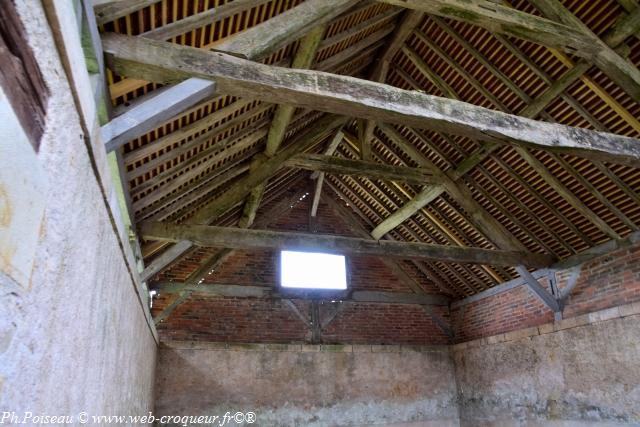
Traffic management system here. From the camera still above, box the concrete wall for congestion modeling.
[452,302,640,427]
[156,342,459,427]
[0,0,157,421]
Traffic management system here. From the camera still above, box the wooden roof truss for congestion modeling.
[93,0,640,320]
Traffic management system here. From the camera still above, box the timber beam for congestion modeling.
[102,33,640,168]
[140,222,555,268]
[152,282,450,306]
[289,153,444,185]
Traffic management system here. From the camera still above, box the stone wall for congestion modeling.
[0,0,157,421]
[156,342,459,427]
[452,302,640,426]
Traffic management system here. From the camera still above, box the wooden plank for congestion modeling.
[102,33,640,168]
[324,179,468,296]
[105,0,337,148]
[140,222,554,268]
[102,78,217,152]
[127,103,272,181]
[315,24,395,72]
[319,8,403,51]
[94,0,158,24]
[140,239,192,282]
[142,0,272,41]
[602,5,640,46]
[211,0,357,61]
[371,185,444,241]
[369,16,638,240]
[288,153,442,185]
[360,10,424,162]
[398,27,624,242]
[123,98,256,166]
[153,248,234,324]
[152,187,311,321]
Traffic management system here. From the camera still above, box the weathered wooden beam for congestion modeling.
[315,24,395,72]
[378,0,594,53]
[102,33,640,168]
[368,126,564,311]
[320,8,403,52]
[127,103,272,181]
[140,239,192,283]
[123,97,255,166]
[289,153,442,185]
[103,0,348,152]
[371,18,638,241]
[321,191,456,295]
[515,265,561,312]
[102,78,217,152]
[211,0,357,61]
[395,30,624,242]
[140,222,554,268]
[324,179,468,297]
[94,0,158,24]
[141,0,272,41]
[153,248,234,324]
[153,282,450,306]
[492,18,640,134]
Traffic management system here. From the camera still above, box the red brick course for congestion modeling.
[452,240,640,342]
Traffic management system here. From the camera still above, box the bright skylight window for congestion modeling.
[280,250,347,290]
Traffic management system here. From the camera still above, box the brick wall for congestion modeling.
[153,188,640,346]
[323,303,451,345]
[153,192,447,345]
[451,238,640,342]
[562,243,640,318]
